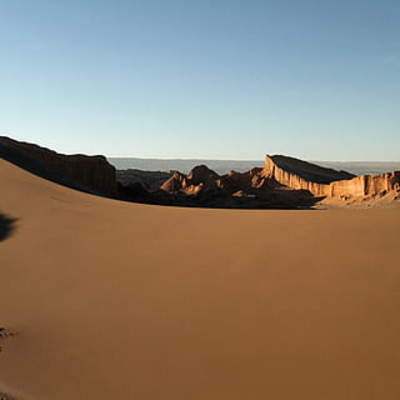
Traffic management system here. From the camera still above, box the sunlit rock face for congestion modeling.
[263,155,400,200]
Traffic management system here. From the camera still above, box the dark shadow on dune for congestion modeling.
[0,214,17,242]
[0,392,17,400]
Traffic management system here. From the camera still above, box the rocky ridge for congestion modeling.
[1,136,398,208]
[121,164,320,208]
[0,136,118,197]
[263,155,400,202]
[120,156,400,208]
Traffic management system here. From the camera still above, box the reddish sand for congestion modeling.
[1,158,400,399]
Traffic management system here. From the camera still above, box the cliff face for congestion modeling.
[263,155,400,199]
[262,156,330,196]
[0,136,118,197]
[328,171,400,198]
[265,155,355,184]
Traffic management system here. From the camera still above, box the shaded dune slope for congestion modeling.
[1,158,400,399]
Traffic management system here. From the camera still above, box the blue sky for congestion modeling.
[1,0,399,160]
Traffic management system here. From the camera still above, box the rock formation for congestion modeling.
[262,155,353,196]
[161,165,225,195]
[1,136,398,208]
[120,155,400,208]
[160,166,272,196]
[0,136,118,197]
[263,155,400,201]
[137,164,316,208]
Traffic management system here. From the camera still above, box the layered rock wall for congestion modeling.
[262,156,330,196]
[329,171,400,198]
[263,155,400,198]
[0,136,118,197]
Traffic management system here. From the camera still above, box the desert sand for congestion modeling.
[1,157,400,399]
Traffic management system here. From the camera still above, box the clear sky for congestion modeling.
[1,0,399,161]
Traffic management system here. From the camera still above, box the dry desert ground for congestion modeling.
[1,158,400,399]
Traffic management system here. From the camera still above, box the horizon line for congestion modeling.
[107,156,400,163]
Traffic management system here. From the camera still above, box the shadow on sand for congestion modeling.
[0,392,16,400]
[0,214,17,242]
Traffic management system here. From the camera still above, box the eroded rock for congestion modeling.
[0,136,118,197]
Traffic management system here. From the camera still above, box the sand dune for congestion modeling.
[1,158,400,399]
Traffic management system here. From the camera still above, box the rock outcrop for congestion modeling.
[263,155,400,201]
[262,155,354,196]
[328,171,400,199]
[160,166,273,197]
[161,165,225,196]
[149,164,317,208]
[130,155,399,207]
[2,136,398,208]
[0,136,118,197]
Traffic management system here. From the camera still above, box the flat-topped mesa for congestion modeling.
[0,136,118,197]
[262,155,354,196]
[263,155,400,199]
[265,155,355,183]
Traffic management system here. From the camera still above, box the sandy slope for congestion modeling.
[1,158,400,400]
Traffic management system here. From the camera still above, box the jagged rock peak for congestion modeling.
[187,165,220,183]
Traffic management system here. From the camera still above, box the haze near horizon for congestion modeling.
[1,0,399,161]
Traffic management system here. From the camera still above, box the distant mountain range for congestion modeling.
[108,157,400,176]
